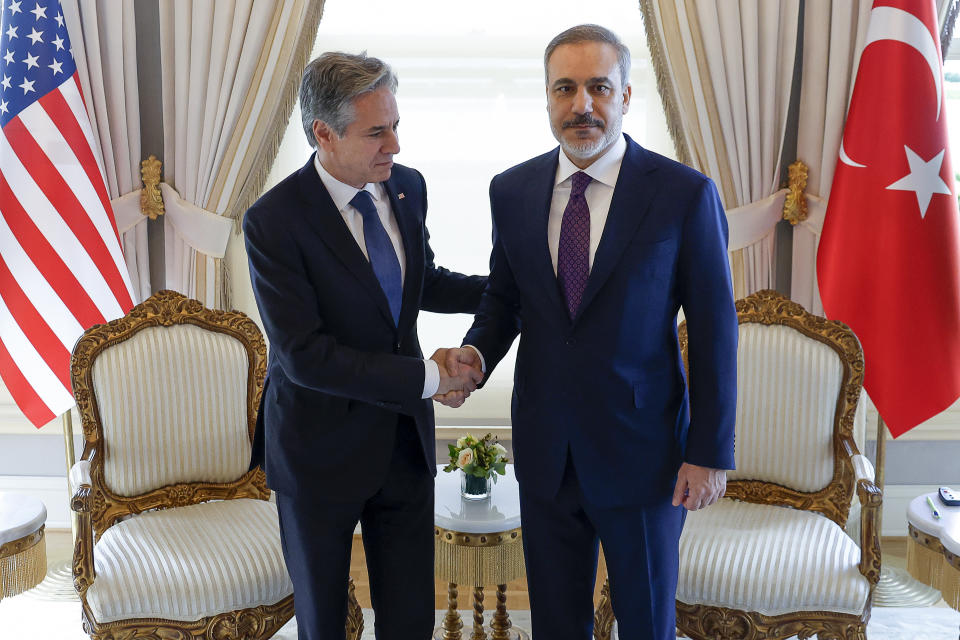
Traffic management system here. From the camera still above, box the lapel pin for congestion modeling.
[398,193,405,199]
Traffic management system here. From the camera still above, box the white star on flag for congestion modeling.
[0,75,10,90]
[54,12,63,27]
[886,146,953,218]
[51,34,63,50]
[22,51,38,69]
[3,50,14,64]
[27,27,43,45]
[0,100,8,114]
[6,25,18,39]
[9,0,23,14]
[18,77,35,93]
[30,3,47,20]
[47,58,62,74]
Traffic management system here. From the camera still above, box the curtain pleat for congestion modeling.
[158,0,324,309]
[641,0,800,298]
[62,0,150,303]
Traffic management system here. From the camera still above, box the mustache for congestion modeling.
[562,115,605,129]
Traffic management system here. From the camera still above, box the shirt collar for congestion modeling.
[313,153,382,212]
[555,133,627,188]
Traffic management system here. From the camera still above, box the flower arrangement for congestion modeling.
[443,432,508,482]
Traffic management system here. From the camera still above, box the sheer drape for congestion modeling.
[62,0,150,303]
[158,0,324,309]
[641,0,800,298]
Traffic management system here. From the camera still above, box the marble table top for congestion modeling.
[434,464,521,534]
[0,492,46,548]
[907,491,960,556]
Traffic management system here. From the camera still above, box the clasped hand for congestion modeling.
[430,347,484,408]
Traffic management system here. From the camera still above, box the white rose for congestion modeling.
[456,436,468,448]
[492,443,508,460]
[457,448,475,469]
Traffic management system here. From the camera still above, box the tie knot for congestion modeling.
[571,171,592,198]
[350,190,377,220]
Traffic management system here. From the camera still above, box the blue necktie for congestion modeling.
[350,190,402,324]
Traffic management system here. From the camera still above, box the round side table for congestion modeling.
[906,491,960,609]
[0,492,47,601]
[434,464,529,640]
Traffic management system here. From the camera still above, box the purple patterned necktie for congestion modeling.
[557,171,592,319]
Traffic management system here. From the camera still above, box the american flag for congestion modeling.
[0,0,133,428]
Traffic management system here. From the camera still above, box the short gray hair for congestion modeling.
[299,51,398,146]
[544,24,631,88]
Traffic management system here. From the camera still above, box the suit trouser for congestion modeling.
[274,416,435,640]
[519,452,686,640]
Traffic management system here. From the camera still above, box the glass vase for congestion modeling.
[460,470,492,500]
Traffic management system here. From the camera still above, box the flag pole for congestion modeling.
[62,409,77,543]
[870,412,941,605]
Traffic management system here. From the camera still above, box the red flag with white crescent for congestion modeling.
[817,0,960,437]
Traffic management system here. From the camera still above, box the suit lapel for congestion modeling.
[383,177,422,336]
[297,156,396,328]
[520,150,569,321]
[574,139,660,323]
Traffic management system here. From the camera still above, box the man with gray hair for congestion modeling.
[437,24,737,639]
[243,51,486,640]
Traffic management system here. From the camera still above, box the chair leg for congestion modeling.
[593,578,615,640]
[346,576,364,640]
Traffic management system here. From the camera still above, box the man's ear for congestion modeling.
[312,120,336,150]
[621,83,632,115]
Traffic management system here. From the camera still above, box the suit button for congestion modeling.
[394,342,401,352]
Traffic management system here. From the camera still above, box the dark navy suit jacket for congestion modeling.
[464,135,737,507]
[244,156,486,502]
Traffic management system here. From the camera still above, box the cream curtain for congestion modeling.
[158,0,324,309]
[61,0,150,303]
[791,0,959,315]
[640,0,800,298]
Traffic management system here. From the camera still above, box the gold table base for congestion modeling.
[434,525,529,640]
[0,526,47,601]
[433,584,529,640]
[906,526,960,609]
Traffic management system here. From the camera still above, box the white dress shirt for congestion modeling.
[548,134,627,273]
[314,156,440,398]
[467,134,628,374]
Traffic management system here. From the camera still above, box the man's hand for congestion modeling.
[430,348,483,408]
[672,463,726,511]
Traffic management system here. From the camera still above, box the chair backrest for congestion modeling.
[71,290,269,535]
[679,290,865,526]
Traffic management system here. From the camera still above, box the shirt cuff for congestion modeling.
[463,345,486,374]
[422,358,440,398]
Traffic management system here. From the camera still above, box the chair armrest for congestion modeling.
[855,471,883,587]
[69,460,96,596]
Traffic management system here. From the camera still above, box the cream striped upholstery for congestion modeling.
[92,324,251,496]
[677,500,870,616]
[729,324,842,492]
[85,499,292,623]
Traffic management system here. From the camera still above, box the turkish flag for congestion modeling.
[818,0,960,437]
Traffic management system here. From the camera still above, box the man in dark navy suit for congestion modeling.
[243,52,486,640]
[438,25,738,640]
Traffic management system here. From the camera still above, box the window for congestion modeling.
[255,0,673,424]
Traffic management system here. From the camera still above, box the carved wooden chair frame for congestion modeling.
[592,289,882,640]
[69,290,363,640]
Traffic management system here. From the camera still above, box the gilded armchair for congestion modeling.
[68,290,363,640]
[593,289,881,640]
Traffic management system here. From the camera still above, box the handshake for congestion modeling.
[430,347,484,408]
